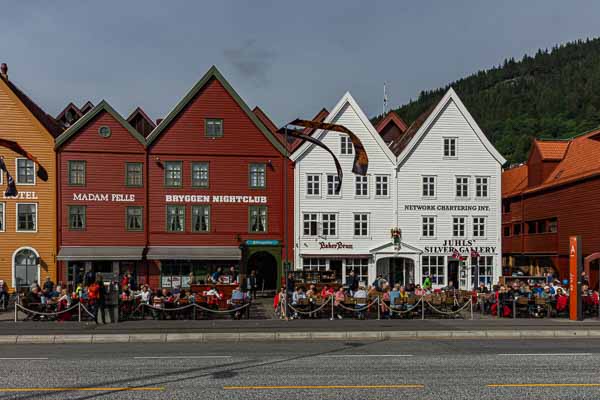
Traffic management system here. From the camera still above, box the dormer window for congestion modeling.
[205,118,223,138]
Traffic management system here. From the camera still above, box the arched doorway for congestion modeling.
[376,257,415,287]
[13,247,39,291]
[247,251,278,291]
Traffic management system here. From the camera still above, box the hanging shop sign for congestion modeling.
[246,239,280,246]
[72,193,136,202]
[403,204,491,212]
[319,241,354,250]
[423,239,496,254]
[2,191,38,200]
[165,194,267,204]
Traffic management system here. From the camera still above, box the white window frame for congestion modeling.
[11,246,40,289]
[16,203,38,233]
[340,134,353,155]
[354,175,369,198]
[422,255,445,287]
[421,215,436,239]
[452,216,466,238]
[321,213,338,238]
[345,258,369,285]
[0,202,4,232]
[473,216,486,239]
[475,176,490,199]
[353,213,369,238]
[303,258,327,271]
[422,175,436,199]
[375,175,389,198]
[15,158,35,185]
[302,212,319,237]
[306,174,321,197]
[443,137,458,158]
[326,174,341,197]
[455,176,470,199]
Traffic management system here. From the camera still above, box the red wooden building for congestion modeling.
[55,101,148,287]
[144,66,293,291]
[502,131,600,285]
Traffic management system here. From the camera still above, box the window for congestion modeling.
[68,205,86,230]
[456,176,469,198]
[166,205,185,232]
[16,159,35,184]
[164,161,182,187]
[126,206,143,231]
[205,118,223,137]
[503,200,511,214]
[192,162,209,188]
[476,177,489,198]
[422,176,435,198]
[303,213,318,236]
[326,174,340,196]
[548,218,558,233]
[513,223,522,236]
[422,255,445,285]
[98,126,111,138]
[68,160,86,186]
[443,137,457,157]
[303,258,327,271]
[191,205,210,232]
[249,164,266,188]
[422,216,435,238]
[126,163,143,187]
[322,213,337,237]
[472,256,494,287]
[0,203,4,232]
[527,221,537,234]
[13,249,38,290]
[17,203,37,232]
[473,217,486,238]
[355,176,368,197]
[340,135,353,155]
[452,216,466,238]
[306,174,320,196]
[503,226,511,237]
[346,258,368,284]
[375,175,389,197]
[249,206,267,232]
[354,213,368,237]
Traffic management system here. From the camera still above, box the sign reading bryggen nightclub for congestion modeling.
[292,88,505,290]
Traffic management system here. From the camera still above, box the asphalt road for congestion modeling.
[1,340,600,399]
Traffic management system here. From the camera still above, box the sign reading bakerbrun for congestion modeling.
[165,194,268,204]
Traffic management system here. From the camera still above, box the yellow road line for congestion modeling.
[0,387,164,392]
[489,384,600,388]
[224,384,424,390]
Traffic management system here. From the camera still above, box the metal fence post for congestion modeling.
[421,297,425,320]
[14,300,17,323]
[513,299,516,319]
[470,299,473,320]
[331,296,334,321]
[78,303,82,322]
[377,297,380,320]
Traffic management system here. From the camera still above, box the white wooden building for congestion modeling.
[291,88,506,290]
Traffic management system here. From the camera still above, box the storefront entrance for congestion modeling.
[376,257,415,287]
[247,251,279,291]
[447,260,459,289]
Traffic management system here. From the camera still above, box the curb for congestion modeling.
[1,329,600,344]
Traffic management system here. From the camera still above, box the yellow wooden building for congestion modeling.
[0,65,61,291]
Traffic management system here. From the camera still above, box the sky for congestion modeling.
[2,1,600,126]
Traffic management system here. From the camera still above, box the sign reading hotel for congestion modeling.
[165,194,267,204]
[424,239,496,254]
[2,191,38,200]
[73,193,136,202]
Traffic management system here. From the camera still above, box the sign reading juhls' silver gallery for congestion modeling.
[291,88,506,290]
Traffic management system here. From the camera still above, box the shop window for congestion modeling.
[68,160,86,186]
[322,213,337,237]
[326,174,340,196]
[13,248,39,290]
[192,205,210,232]
[475,177,489,198]
[0,202,4,232]
[249,163,266,188]
[126,206,143,231]
[456,176,469,198]
[472,256,493,287]
[166,205,185,232]
[69,205,86,230]
[303,213,318,236]
[355,176,368,197]
[422,216,435,238]
[164,161,182,187]
[249,206,267,233]
[452,216,466,238]
[513,223,522,236]
[346,258,368,284]
[192,162,209,188]
[306,174,320,196]
[17,203,37,232]
[126,162,143,187]
[340,135,353,155]
[16,158,35,184]
[354,213,369,237]
[422,255,445,285]
[303,258,327,271]
[473,217,486,238]
[503,226,511,237]
[205,118,223,138]
[422,176,435,198]
[375,175,389,197]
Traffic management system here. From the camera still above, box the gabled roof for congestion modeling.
[533,139,570,161]
[80,101,95,114]
[389,105,435,156]
[55,100,147,148]
[0,75,62,137]
[252,106,278,134]
[502,164,528,197]
[291,92,396,164]
[127,106,156,137]
[56,102,83,122]
[395,88,507,166]
[146,66,287,155]
[375,111,408,144]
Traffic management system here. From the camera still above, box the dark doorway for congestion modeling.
[390,258,415,287]
[447,260,459,288]
[247,251,278,291]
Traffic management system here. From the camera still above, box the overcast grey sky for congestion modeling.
[1,1,600,125]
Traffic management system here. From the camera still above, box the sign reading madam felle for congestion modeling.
[73,193,136,202]
[165,194,267,204]
[424,239,496,254]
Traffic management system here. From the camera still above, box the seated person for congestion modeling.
[206,286,223,309]
[555,288,568,313]
[292,287,307,305]
[231,286,247,303]
[389,284,401,307]
[306,284,318,298]
[353,286,368,319]
[210,268,223,284]
[321,284,335,298]
[414,284,426,296]
[334,287,345,319]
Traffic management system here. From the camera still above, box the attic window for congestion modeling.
[205,118,223,138]
[98,126,111,138]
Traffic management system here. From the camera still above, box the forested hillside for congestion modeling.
[382,38,600,164]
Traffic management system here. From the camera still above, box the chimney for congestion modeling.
[156,118,163,125]
[0,63,7,80]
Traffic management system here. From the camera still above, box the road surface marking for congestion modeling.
[498,353,593,356]
[489,383,600,388]
[133,356,231,359]
[0,387,164,392]
[0,358,49,360]
[223,384,424,390]
[318,354,413,358]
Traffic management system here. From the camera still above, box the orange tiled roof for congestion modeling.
[534,139,570,160]
[502,164,528,196]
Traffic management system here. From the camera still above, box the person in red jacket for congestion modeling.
[555,288,568,314]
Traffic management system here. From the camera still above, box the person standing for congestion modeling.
[246,270,258,299]
[347,270,359,295]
